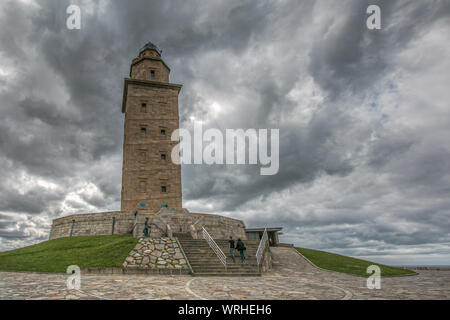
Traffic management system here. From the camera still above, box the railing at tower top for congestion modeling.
[202,227,227,270]
[256,228,268,268]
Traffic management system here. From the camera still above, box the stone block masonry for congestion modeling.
[49,211,136,240]
[120,43,182,213]
[50,208,248,241]
[123,238,190,272]
[49,208,248,242]
[191,212,247,240]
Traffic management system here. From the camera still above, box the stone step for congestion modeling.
[190,265,258,268]
[193,272,261,277]
[185,257,257,261]
[188,259,257,263]
[183,250,257,253]
[193,269,258,274]
[182,248,258,252]
[183,249,258,252]
[190,263,257,268]
[189,262,257,266]
[182,245,258,254]
[173,233,193,240]
[185,254,257,259]
[178,240,260,244]
[189,256,257,258]
[181,245,259,247]
[186,252,257,255]
[177,237,262,277]
[190,263,257,267]
[191,265,259,270]
[180,242,260,246]
[180,245,260,249]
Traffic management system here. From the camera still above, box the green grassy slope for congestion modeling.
[0,235,138,273]
[296,247,416,277]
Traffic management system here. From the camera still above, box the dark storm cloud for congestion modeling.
[308,0,450,100]
[0,0,449,264]
[0,184,63,214]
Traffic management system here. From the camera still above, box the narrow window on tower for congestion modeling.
[141,103,147,113]
[160,129,166,136]
[138,150,147,163]
[161,186,167,193]
[141,127,147,135]
[150,70,155,78]
[139,181,147,193]
[161,154,166,160]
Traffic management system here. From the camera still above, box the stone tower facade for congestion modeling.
[120,42,182,213]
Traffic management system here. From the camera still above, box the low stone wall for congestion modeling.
[191,213,247,240]
[132,209,247,240]
[49,211,135,240]
[49,208,247,241]
[123,238,190,271]
[278,243,294,248]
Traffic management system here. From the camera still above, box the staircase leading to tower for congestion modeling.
[174,233,262,276]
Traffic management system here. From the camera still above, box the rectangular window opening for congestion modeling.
[139,181,147,193]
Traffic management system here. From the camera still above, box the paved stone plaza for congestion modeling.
[0,247,449,300]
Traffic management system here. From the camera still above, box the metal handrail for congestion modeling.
[202,227,227,270]
[256,228,268,267]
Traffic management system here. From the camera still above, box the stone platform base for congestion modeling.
[49,207,247,241]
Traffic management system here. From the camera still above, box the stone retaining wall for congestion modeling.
[122,238,190,271]
[191,212,247,240]
[49,211,136,240]
[49,208,247,241]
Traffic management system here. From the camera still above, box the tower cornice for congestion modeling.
[121,78,182,113]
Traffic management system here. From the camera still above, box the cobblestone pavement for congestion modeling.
[0,247,448,300]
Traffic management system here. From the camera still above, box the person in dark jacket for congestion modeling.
[236,238,246,263]
[228,236,235,262]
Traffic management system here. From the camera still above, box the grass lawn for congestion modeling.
[296,247,416,277]
[0,235,138,273]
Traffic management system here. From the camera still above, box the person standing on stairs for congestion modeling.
[229,236,235,262]
[236,238,246,263]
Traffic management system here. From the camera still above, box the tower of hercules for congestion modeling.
[120,42,182,213]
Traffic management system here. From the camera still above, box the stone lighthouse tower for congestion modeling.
[120,42,182,213]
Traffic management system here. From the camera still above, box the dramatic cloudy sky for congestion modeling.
[0,0,449,265]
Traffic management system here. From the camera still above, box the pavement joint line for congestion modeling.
[251,277,352,300]
[185,278,207,300]
[75,288,108,300]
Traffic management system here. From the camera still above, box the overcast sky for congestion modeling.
[0,0,449,265]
